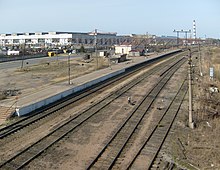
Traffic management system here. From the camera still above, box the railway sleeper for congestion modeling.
[147,140,161,146]
[142,147,158,154]
[3,161,20,170]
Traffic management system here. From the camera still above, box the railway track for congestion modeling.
[0,52,183,140]
[86,58,187,169]
[126,78,188,169]
[0,55,185,169]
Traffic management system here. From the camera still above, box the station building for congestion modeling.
[0,31,132,48]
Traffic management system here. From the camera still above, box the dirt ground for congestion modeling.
[25,56,186,170]
[1,53,174,169]
[0,56,109,100]
[1,48,220,169]
[164,46,220,170]
[0,56,162,164]
[0,56,111,124]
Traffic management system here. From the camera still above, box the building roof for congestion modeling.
[114,44,132,47]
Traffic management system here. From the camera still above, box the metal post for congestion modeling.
[188,49,194,129]
[68,53,71,85]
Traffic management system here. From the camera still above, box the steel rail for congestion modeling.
[0,55,184,169]
[127,78,188,169]
[0,52,182,139]
[86,58,186,169]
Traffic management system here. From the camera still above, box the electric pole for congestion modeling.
[21,43,25,69]
[68,53,71,85]
[188,48,194,129]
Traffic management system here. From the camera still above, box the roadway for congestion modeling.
[0,55,82,70]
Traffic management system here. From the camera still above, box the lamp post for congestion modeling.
[21,43,25,69]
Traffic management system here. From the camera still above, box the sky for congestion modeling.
[0,0,219,38]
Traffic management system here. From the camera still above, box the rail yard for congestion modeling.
[0,46,220,170]
[1,0,220,169]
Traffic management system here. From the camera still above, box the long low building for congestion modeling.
[0,31,132,48]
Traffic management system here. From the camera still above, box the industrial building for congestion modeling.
[0,31,132,48]
[1,30,206,56]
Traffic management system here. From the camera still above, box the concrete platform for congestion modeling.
[0,50,181,118]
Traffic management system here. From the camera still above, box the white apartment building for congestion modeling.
[0,32,72,46]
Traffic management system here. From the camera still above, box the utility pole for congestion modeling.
[21,43,25,69]
[68,53,71,85]
[109,48,112,70]
[188,48,194,129]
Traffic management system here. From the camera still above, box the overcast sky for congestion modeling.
[0,0,219,38]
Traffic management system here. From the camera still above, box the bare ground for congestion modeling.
[0,55,168,168]
[0,57,109,99]
[1,48,220,169]
[24,57,188,169]
[163,47,220,170]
